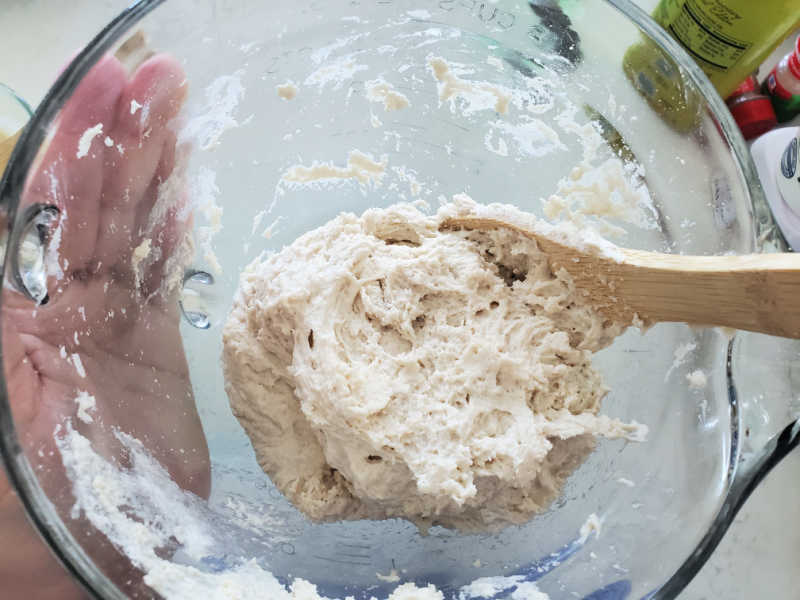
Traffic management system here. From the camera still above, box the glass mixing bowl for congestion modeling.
[1,1,798,598]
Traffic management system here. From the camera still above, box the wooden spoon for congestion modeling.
[441,215,800,339]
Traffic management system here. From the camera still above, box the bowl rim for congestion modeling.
[0,0,787,598]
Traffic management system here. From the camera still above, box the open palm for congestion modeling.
[0,54,210,599]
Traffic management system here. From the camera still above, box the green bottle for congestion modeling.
[624,0,800,132]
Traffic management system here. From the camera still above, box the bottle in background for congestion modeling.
[622,39,702,132]
[763,36,800,123]
[651,0,799,100]
[726,75,778,140]
[624,0,799,132]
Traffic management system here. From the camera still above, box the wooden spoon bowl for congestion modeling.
[442,215,800,339]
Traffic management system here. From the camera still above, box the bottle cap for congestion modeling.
[728,96,778,140]
[726,75,777,140]
[789,36,800,79]
[729,74,760,96]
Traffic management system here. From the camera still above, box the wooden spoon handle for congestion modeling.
[619,251,800,338]
[442,215,800,339]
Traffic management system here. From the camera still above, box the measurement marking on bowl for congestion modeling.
[308,541,374,566]
[338,542,372,550]
[311,554,372,567]
[437,0,516,31]
[336,550,373,559]
[279,542,295,555]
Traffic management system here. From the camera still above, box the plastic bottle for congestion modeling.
[623,0,799,132]
[650,0,799,99]
[763,36,800,123]
[725,75,777,140]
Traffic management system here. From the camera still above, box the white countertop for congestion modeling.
[1,1,798,598]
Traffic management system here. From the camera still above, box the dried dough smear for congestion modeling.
[222,196,644,531]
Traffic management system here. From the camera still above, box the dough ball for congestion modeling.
[223,197,641,531]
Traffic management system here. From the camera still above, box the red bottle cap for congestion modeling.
[729,74,760,96]
[789,36,800,79]
[727,95,778,140]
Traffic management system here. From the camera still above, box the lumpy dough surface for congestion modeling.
[222,196,644,530]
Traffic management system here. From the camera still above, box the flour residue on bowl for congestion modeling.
[538,107,658,236]
[665,340,697,381]
[428,56,512,114]
[76,123,104,159]
[56,423,552,599]
[281,150,388,187]
[193,166,224,276]
[376,568,401,583]
[577,513,603,543]
[260,33,658,246]
[277,82,299,100]
[131,238,155,291]
[325,42,653,239]
[305,56,368,89]
[389,165,425,197]
[542,158,657,237]
[178,70,245,150]
[486,117,565,158]
[459,576,550,600]
[366,79,410,111]
[73,391,97,424]
[686,369,707,390]
[132,70,245,290]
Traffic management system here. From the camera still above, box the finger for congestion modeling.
[140,190,193,299]
[0,487,84,600]
[94,55,187,270]
[22,55,127,275]
[111,54,187,153]
[136,129,196,298]
[1,323,42,429]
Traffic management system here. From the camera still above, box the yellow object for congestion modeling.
[624,0,799,132]
[623,41,703,132]
[652,0,800,99]
[0,130,21,174]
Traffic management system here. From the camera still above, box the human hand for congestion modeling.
[0,53,210,599]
